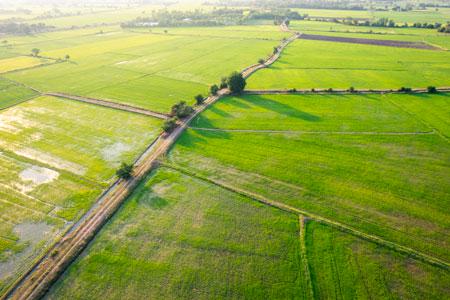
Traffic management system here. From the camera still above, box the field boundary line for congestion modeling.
[0,60,65,76]
[0,94,41,112]
[45,92,169,120]
[298,215,315,299]
[161,164,450,270]
[384,97,449,142]
[188,127,436,135]
[244,87,450,95]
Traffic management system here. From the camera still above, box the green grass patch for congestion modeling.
[192,93,432,132]
[247,38,450,90]
[46,167,306,299]
[0,78,38,109]
[306,221,450,299]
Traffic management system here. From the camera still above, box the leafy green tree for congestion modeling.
[258,58,265,64]
[31,48,40,57]
[195,94,204,105]
[227,71,246,95]
[427,86,437,93]
[65,54,70,60]
[171,101,194,118]
[219,77,228,89]
[210,84,219,95]
[162,118,178,133]
[116,163,133,179]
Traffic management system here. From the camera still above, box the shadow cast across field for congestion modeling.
[240,94,322,122]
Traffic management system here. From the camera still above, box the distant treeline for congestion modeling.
[0,22,53,35]
[203,0,367,10]
[326,17,449,32]
[121,8,306,28]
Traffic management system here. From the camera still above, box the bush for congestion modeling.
[348,86,355,93]
[210,84,219,95]
[162,117,177,133]
[258,58,265,64]
[116,163,133,179]
[195,94,204,105]
[399,87,412,93]
[171,101,194,118]
[288,88,297,93]
[219,77,228,89]
[427,86,437,93]
[327,88,333,92]
[227,71,246,95]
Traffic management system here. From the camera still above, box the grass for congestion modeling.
[4,25,287,113]
[45,167,306,299]
[0,95,162,294]
[290,20,450,49]
[0,56,52,74]
[166,93,450,261]
[306,221,450,299]
[247,38,450,90]
[0,78,38,109]
[191,93,432,132]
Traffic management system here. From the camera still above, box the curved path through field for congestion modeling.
[3,24,298,300]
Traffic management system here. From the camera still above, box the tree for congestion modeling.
[162,118,177,133]
[195,94,204,105]
[210,84,219,95]
[427,86,437,93]
[348,86,355,93]
[258,58,265,64]
[65,54,70,60]
[219,77,228,89]
[171,101,194,118]
[116,163,133,179]
[273,46,279,55]
[31,48,40,57]
[227,72,246,95]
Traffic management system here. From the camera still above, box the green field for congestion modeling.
[4,25,287,113]
[166,93,450,261]
[0,78,38,109]
[290,20,450,49]
[45,168,449,299]
[247,38,450,90]
[0,96,162,293]
[46,168,306,299]
[306,221,449,299]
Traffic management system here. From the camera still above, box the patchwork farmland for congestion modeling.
[0,1,449,300]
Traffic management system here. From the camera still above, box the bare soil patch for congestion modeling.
[299,34,440,50]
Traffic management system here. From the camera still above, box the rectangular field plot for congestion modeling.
[5,27,284,113]
[167,94,450,261]
[45,168,306,299]
[0,56,52,74]
[305,221,450,299]
[0,78,38,109]
[0,96,162,182]
[247,38,450,90]
[0,96,162,293]
[191,93,432,132]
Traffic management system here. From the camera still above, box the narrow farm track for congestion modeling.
[4,25,299,300]
[244,87,450,94]
[188,127,436,135]
[162,164,450,270]
[45,92,169,120]
[298,215,315,300]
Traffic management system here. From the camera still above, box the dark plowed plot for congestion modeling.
[299,34,440,50]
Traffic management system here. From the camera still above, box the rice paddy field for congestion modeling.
[167,93,450,262]
[0,95,162,294]
[247,36,450,90]
[2,25,288,113]
[1,4,449,299]
[45,167,449,299]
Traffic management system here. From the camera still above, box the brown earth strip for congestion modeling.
[298,33,441,50]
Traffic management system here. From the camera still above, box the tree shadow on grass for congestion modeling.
[240,94,322,122]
